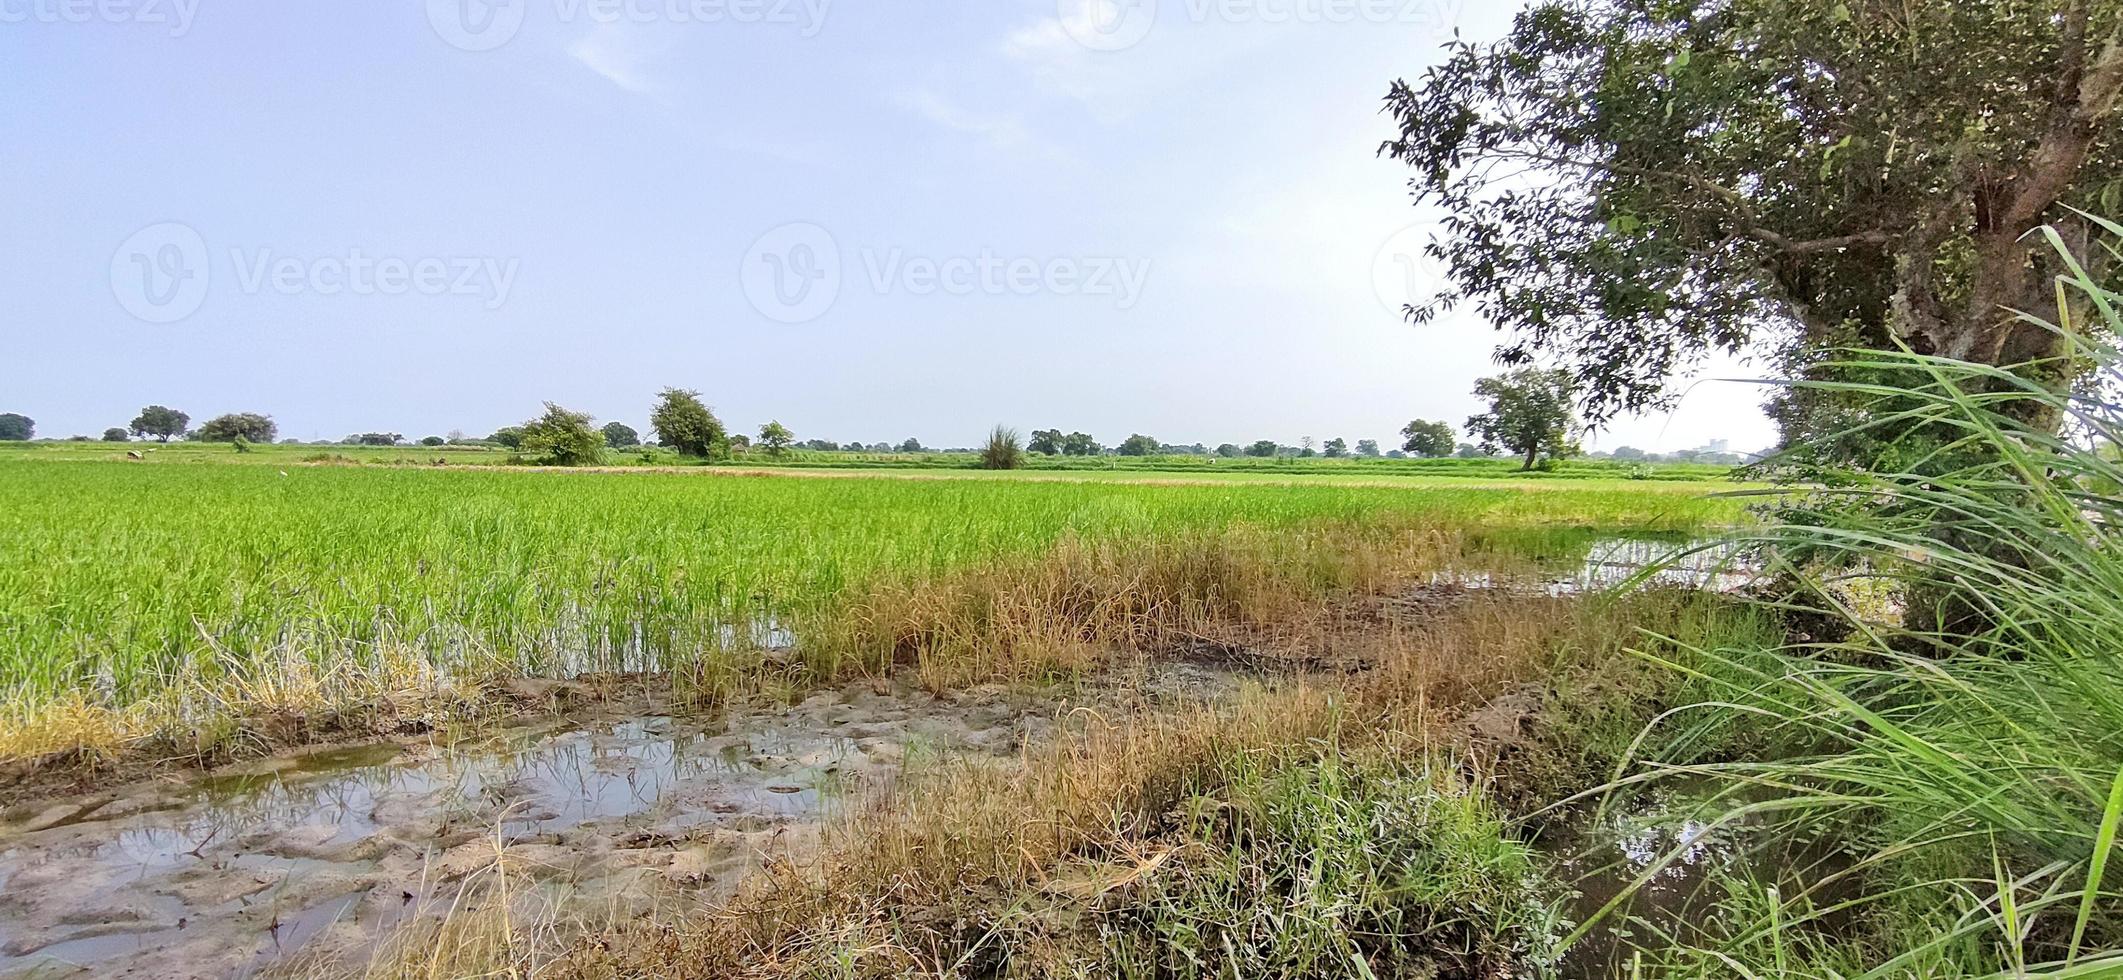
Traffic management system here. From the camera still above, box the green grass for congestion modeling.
[0,457,1740,755]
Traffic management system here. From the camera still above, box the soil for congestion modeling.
[0,663,1248,979]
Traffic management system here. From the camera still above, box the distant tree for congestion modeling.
[102,427,130,442]
[0,413,32,441]
[981,425,1025,470]
[1060,432,1101,457]
[1386,450,1409,459]
[130,405,188,443]
[758,421,794,457]
[1245,440,1279,457]
[649,388,728,459]
[1300,436,1316,454]
[1027,429,1064,455]
[520,403,603,466]
[1455,443,1485,459]
[898,437,925,453]
[1116,433,1160,456]
[420,435,447,447]
[1216,443,1242,458]
[800,439,839,452]
[197,412,278,443]
[1466,369,1579,471]
[353,433,404,447]
[1323,437,1349,458]
[66,434,90,442]
[1611,446,1648,462]
[867,442,892,453]
[728,434,753,451]
[1400,419,1457,458]
[490,426,526,449]
[601,422,640,448]
[1355,439,1381,457]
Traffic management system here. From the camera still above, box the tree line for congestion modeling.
[0,370,1613,471]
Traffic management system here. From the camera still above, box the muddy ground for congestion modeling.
[0,661,1249,979]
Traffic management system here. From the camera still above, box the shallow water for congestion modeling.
[1439,535,1754,596]
[1545,783,1847,976]
[0,679,1076,979]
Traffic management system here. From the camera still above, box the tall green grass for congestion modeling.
[1603,259,2123,973]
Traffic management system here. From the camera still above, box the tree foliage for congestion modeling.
[650,388,726,459]
[520,403,603,467]
[1245,440,1279,458]
[1061,432,1101,456]
[758,421,794,457]
[1400,419,1456,458]
[1028,429,1064,455]
[1382,0,2123,424]
[1465,369,1579,470]
[490,426,526,450]
[1117,434,1161,456]
[0,413,32,441]
[601,422,640,448]
[1355,439,1382,457]
[102,427,129,442]
[197,412,277,443]
[130,405,188,443]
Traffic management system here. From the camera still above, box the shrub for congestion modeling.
[980,426,1024,470]
[519,403,603,467]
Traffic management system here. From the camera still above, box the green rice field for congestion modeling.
[0,458,1741,730]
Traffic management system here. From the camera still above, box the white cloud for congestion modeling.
[894,90,1034,150]
[567,24,665,95]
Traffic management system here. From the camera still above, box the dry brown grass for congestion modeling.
[539,588,1682,980]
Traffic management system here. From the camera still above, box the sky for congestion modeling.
[0,0,1779,453]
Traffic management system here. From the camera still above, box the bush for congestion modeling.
[980,426,1024,470]
[649,388,726,459]
[519,403,603,467]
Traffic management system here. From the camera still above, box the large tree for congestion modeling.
[1400,419,1457,458]
[130,405,188,443]
[649,388,726,459]
[1466,369,1579,471]
[1383,0,2123,427]
[0,413,32,441]
[197,412,277,443]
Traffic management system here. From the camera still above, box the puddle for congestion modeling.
[1438,536,1755,596]
[1543,783,1848,976]
[0,675,1120,979]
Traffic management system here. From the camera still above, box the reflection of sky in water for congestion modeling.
[1434,537,1755,596]
[0,712,856,975]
